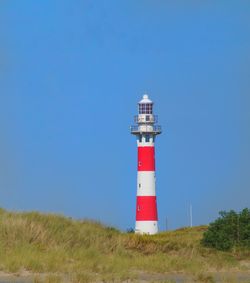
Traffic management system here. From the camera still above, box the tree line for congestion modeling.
[201,208,250,251]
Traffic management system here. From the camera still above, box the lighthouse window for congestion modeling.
[145,104,152,114]
[146,104,153,114]
[145,135,150,143]
[139,103,153,114]
[139,104,146,114]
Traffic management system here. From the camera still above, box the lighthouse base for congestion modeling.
[135,221,158,235]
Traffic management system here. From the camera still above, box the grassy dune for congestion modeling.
[0,208,249,282]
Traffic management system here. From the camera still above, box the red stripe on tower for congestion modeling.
[136,196,158,221]
[138,146,155,171]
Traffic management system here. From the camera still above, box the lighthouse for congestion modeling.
[131,94,162,235]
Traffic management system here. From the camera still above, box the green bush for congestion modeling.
[201,208,250,251]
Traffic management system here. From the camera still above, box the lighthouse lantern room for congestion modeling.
[131,94,162,235]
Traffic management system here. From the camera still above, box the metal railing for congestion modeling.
[130,125,162,134]
[134,115,158,124]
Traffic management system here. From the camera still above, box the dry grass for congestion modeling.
[0,208,249,282]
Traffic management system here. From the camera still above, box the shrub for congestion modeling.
[201,208,250,251]
[126,227,134,233]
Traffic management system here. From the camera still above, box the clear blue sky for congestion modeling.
[0,1,249,230]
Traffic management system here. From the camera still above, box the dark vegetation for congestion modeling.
[202,208,250,251]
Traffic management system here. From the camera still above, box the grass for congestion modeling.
[0,208,249,282]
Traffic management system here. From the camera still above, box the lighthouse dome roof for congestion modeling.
[139,94,153,104]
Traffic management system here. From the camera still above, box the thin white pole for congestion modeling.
[190,204,193,228]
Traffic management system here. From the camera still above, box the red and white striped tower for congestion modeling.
[131,94,162,235]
